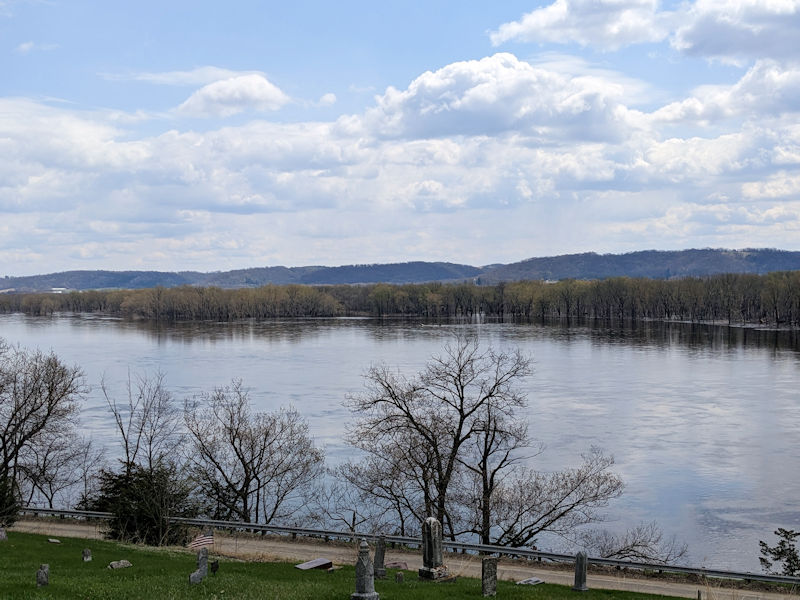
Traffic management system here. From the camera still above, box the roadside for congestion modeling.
[11,518,798,600]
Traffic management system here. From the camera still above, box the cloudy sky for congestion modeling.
[2,0,800,276]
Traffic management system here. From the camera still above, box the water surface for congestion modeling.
[1,313,798,571]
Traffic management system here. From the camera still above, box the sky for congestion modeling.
[2,0,800,276]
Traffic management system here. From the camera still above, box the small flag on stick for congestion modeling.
[188,530,214,549]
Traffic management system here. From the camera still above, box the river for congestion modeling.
[1,312,799,572]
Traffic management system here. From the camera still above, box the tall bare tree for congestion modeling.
[101,369,180,473]
[184,380,323,524]
[346,335,530,537]
[0,339,85,523]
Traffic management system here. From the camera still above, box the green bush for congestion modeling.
[82,461,198,546]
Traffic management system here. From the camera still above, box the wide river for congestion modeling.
[1,313,799,572]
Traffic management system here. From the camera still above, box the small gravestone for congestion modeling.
[210,560,219,576]
[295,557,333,570]
[517,577,543,586]
[82,548,92,562]
[572,551,588,592]
[108,559,132,569]
[385,560,407,570]
[47,538,61,544]
[0,527,7,541]
[373,536,386,579]
[351,539,379,600]
[482,557,498,597]
[36,564,49,587]
[395,571,404,584]
[418,517,448,580]
[197,547,208,575]
[189,547,209,585]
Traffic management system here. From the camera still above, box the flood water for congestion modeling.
[2,312,799,572]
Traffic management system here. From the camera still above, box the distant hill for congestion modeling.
[477,249,800,282]
[0,262,481,292]
[2,249,799,292]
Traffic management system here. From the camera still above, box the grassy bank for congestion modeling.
[0,531,683,599]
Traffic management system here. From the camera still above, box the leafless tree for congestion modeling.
[580,521,688,564]
[489,448,624,547]
[0,339,85,523]
[459,400,539,544]
[101,369,180,473]
[18,430,96,508]
[184,380,323,524]
[346,335,531,537]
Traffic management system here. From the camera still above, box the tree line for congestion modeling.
[1,334,689,564]
[2,271,800,325]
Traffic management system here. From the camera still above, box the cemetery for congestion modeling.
[0,524,690,599]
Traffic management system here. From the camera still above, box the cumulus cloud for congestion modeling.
[673,0,800,63]
[490,0,674,50]
[356,53,636,141]
[491,0,800,62]
[176,74,290,117]
[651,60,800,124]
[4,50,800,274]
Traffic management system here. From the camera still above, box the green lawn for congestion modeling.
[0,531,684,599]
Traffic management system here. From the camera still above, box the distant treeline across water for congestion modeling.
[2,271,799,326]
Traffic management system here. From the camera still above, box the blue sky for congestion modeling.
[2,0,800,276]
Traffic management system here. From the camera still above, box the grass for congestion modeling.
[0,531,684,600]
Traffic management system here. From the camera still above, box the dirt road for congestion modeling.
[11,518,797,600]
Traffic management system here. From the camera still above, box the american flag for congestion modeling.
[187,530,214,549]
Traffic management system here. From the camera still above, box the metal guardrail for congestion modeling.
[19,506,800,587]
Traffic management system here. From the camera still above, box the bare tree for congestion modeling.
[489,448,624,547]
[581,521,688,564]
[184,380,323,524]
[459,400,539,544]
[101,369,180,473]
[346,335,531,536]
[18,430,96,508]
[0,339,85,523]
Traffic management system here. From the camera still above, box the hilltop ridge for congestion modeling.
[3,249,800,292]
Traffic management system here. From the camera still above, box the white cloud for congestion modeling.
[673,0,800,63]
[490,0,674,50]
[5,50,800,274]
[356,53,637,141]
[14,40,57,54]
[318,92,337,106]
[491,0,800,62]
[176,74,290,117]
[650,60,800,124]
[102,66,261,86]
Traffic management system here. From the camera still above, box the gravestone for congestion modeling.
[82,548,92,562]
[108,559,132,569]
[0,527,7,541]
[189,547,209,585]
[418,517,448,580]
[373,536,386,579]
[481,557,498,597]
[36,564,49,587]
[572,551,588,592]
[395,572,404,583]
[197,547,208,575]
[351,539,379,600]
